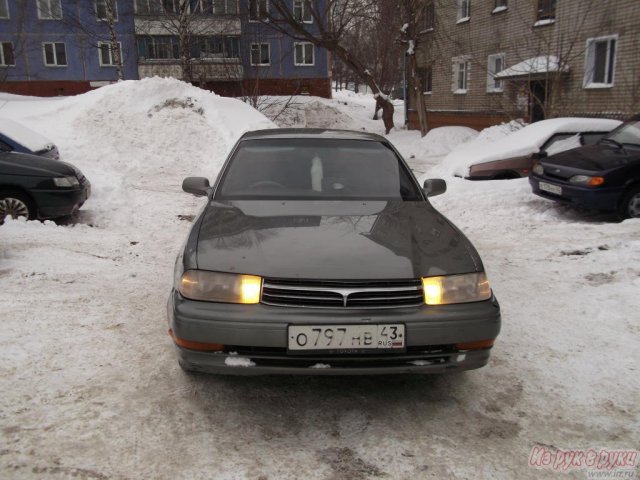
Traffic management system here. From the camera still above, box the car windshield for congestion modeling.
[605,120,640,147]
[216,138,422,200]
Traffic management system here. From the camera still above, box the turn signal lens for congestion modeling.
[169,329,225,352]
[422,273,492,305]
[179,270,262,304]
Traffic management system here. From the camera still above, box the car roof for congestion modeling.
[240,128,387,142]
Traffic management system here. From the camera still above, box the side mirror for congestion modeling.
[182,177,211,197]
[423,178,447,197]
[532,151,548,160]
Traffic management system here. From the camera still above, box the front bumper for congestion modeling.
[529,175,623,211]
[33,180,91,219]
[167,290,501,375]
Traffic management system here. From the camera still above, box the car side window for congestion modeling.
[0,140,13,152]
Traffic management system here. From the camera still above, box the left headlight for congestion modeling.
[569,175,604,186]
[422,273,492,305]
[53,176,80,188]
[179,270,262,304]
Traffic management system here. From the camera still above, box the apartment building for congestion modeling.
[410,0,640,131]
[0,0,331,97]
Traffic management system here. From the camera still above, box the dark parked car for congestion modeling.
[0,118,60,160]
[530,114,640,219]
[0,151,90,223]
[168,129,501,375]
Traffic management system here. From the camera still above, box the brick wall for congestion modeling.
[412,0,640,131]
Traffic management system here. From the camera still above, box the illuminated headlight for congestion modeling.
[569,175,605,186]
[53,176,80,187]
[422,273,492,305]
[179,270,261,304]
[532,163,544,176]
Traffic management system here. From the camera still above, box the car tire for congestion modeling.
[0,190,36,223]
[618,185,640,220]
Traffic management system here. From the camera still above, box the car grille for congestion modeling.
[261,278,424,309]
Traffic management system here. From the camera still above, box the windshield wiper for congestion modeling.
[600,138,625,150]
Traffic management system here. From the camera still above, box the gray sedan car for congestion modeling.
[168,129,501,375]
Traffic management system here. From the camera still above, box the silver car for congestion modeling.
[168,129,501,375]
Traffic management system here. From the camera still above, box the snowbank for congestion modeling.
[0,77,275,228]
[438,117,621,177]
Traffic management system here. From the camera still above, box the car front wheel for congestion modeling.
[0,190,36,223]
[619,186,640,219]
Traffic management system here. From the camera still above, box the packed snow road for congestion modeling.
[1,80,638,480]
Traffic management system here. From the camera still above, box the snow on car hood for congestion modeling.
[438,117,622,177]
[0,117,55,152]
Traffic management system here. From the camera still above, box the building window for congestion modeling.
[536,0,555,21]
[135,0,179,14]
[199,36,239,59]
[98,42,121,66]
[138,36,179,60]
[584,35,617,88]
[43,42,67,66]
[452,58,469,93]
[423,1,434,31]
[249,0,268,21]
[37,0,63,19]
[293,0,312,23]
[197,0,239,14]
[0,42,15,66]
[294,42,314,66]
[487,53,504,92]
[96,0,118,21]
[417,66,432,93]
[493,0,507,12]
[457,0,470,23]
[0,0,9,19]
[250,43,270,65]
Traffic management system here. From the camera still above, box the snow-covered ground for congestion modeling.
[1,81,639,480]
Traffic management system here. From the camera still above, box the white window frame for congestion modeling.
[96,0,118,21]
[98,41,122,66]
[135,0,179,15]
[487,53,505,92]
[37,0,63,19]
[249,0,268,22]
[250,42,270,66]
[0,41,15,66]
[492,0,507,13]
[452,57,470,93]
[456,0,470,23]
[42,42,67,67]
[293,0,312,23]
[294,42,314,66]
[0,0,9,19]
[197,0,239,14]
[583,34,617,89]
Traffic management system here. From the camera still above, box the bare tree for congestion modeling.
[136,0,240,84]
[263,0,397,134]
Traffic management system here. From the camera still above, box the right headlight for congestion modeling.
[532,162,544,176]
[422,273,492,305]
[179,270,262,304]
[53,176,80,187]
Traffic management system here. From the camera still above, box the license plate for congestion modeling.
[288,324,405,352]
[539,181,562,195]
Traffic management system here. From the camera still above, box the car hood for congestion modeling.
[193,200,482,280]
[542,144,638,172]
[0,151,76,177]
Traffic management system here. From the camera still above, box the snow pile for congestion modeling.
[437,117,621,177]
[267,99,356,129]
[1,77,274,228]
[474,119,525,143]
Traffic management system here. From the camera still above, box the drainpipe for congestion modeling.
[403,52,408,126]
